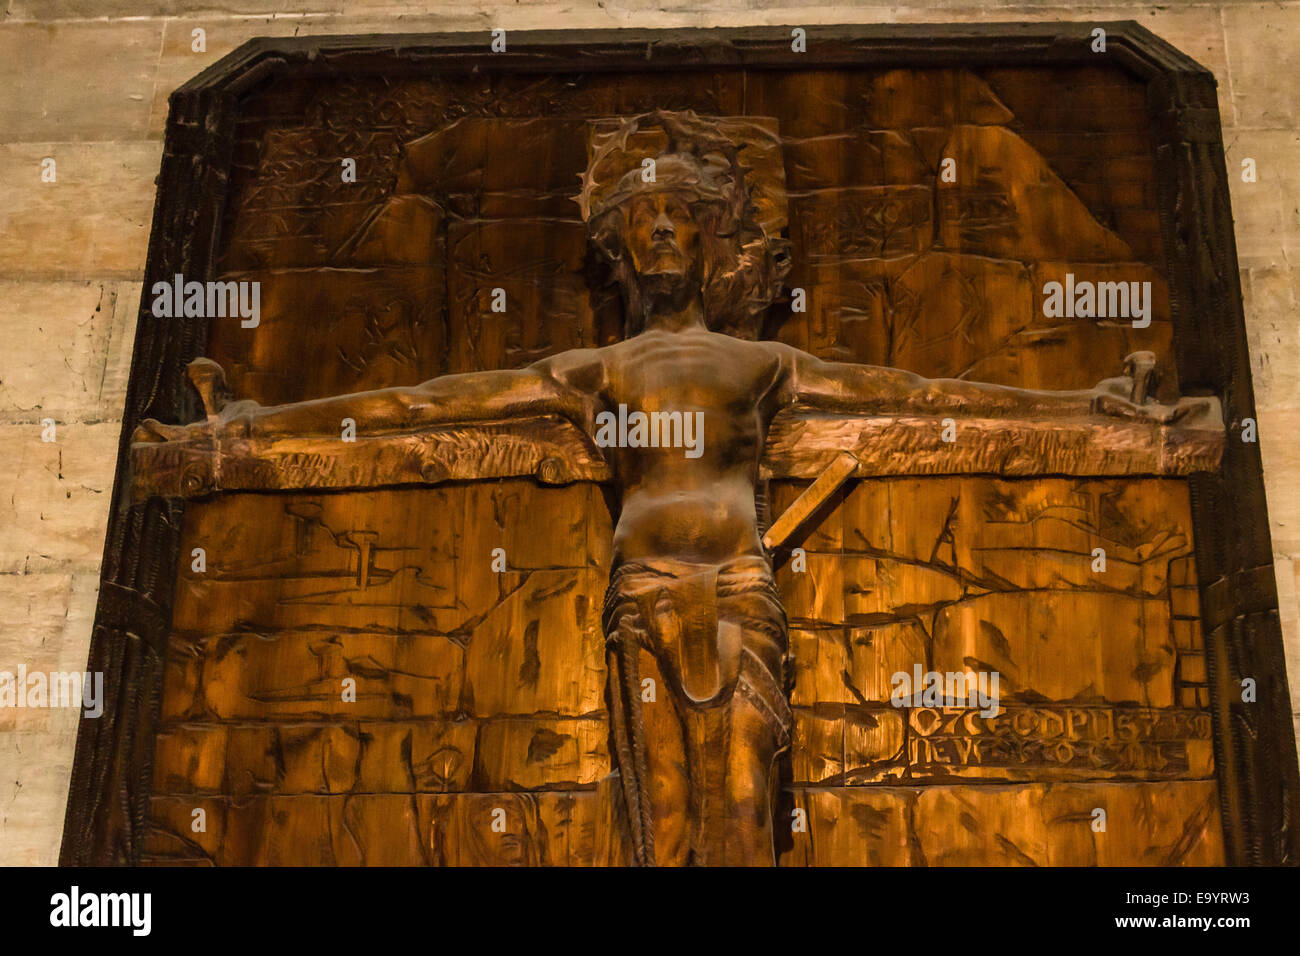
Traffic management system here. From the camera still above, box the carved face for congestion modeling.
[621,190,701,281]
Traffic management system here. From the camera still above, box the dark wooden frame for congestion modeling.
[59,21,1300,866]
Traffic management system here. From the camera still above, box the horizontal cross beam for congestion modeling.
[129,406,1225,502]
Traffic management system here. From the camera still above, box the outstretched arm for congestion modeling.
[135,349,606,442]
[777,345,1195,424]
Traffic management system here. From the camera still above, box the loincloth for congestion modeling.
[601,554,791,741]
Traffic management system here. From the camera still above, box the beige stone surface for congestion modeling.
[1223,3,1300,127]
[0,423,123,575]
[1226,130,1300,261]
[1242,253,1300,410]
[0,574,81,733]
[0,569,99,679]
[9,1,345,16]
[1278,554,1300,715]
[100,281,145,420]
[0,729,79,866]
[1,0,1298,867]
[0,280,134,423]
[0,142,162,279]
[0,20,162,142]
[1259,407,1300,546]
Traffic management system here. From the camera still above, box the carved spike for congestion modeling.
[187,357,233,418]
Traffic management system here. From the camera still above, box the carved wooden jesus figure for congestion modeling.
[137,110,1197,865]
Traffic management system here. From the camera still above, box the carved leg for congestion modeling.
[721,695,783,866]
[638,652,691,866]
[714,594,792,866]
[669,693,782,866]
[604,629,654,865]
[604,608,692,866]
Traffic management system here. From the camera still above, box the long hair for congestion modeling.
[577,110,791,339]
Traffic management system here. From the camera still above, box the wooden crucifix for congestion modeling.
[131,109,1223,866]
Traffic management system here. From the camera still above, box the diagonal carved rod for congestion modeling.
[762,449,861,551]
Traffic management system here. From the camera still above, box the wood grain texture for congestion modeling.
[62,24,1298,867]
[128,405,1225,502]
[126,93,1225,866]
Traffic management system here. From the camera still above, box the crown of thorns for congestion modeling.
[575,109,750,234]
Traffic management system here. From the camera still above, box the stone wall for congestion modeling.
[1,0,1296,865]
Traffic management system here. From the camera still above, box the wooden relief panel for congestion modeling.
[65,29,1293,867]
[773,477,1221,865]
[146,482,620,865]
[146,64,1220,866]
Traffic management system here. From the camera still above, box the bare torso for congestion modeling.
[593,328,790,568]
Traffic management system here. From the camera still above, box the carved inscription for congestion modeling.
[899,706,1214,780]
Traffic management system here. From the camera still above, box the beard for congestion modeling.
[633,264,701,314]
